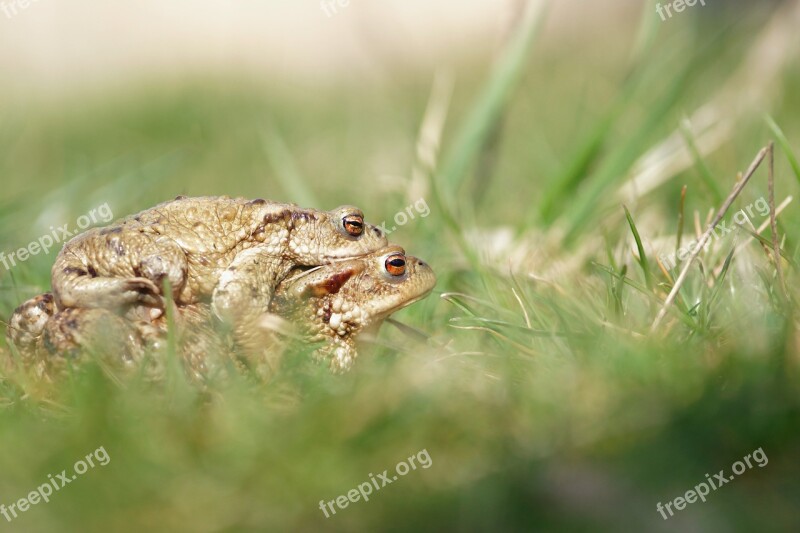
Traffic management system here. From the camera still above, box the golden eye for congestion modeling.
[342,214,364,236]
[385,254,406,276]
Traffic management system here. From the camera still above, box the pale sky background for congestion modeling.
[0,0,636,95]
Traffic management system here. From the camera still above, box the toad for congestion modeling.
[6,246,435,377]
[269,245,436,372]
[50,195,388,338]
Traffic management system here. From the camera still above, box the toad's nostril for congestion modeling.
[373,228,382,236]
[418,261,425,266]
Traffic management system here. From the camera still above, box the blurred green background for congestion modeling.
[1,0,800,531]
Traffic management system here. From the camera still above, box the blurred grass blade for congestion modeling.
[592,263,649,298]
[436,0,549,201]
[612,264,627,317]
[629,0,661,63]
[449,316,586,338]
[262,127,319,207]
[680,118,724,204]
[431,0,549,270]
[740,226,796,266]
[537,4,664,224]
[708,246,736,310]
[765,115,800,185]
[162,280,193,403]
[537,105,623,223]
[562,59,697,244]
[623,205,652,289]
[676,184,687,254]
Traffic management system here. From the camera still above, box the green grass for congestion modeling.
[2,3,800,532]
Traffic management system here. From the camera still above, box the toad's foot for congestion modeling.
[6,293,57,358]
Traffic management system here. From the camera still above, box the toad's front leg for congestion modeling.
[52,231,188,311]
[211,246,291,341]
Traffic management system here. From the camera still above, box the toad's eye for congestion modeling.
[342,214,364,236]
[385,254,406,276]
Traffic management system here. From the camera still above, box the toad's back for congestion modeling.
[115,195,285,257]
[52,196,297,307]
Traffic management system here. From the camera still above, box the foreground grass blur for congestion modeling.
[2,2,800,531]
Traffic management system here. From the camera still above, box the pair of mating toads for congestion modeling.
[5,196,435,379]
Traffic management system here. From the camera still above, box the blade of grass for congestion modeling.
[161,280,193,404]
[262,126,319,207]
[437,0,549,197]
[613,264,627,317]
[651,146,769,331]
[537,3,663,224]
[562,59,698,245]
[765,115,800,185]
[623,205,653,290]
[766,141,789,303]
[433,0,549,269]
[739,226,796,266]
[449,317,588,338]
[680,119,724,204]
[707,245,737,311]
[676,185,688,254]
[593,262,697,329]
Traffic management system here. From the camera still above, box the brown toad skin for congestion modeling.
[6,247,435,378]
[6,292,56,358]
[269,245,436,372]
[5,299,145,379]
[6,295,219,380]
[51,195,388,328]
